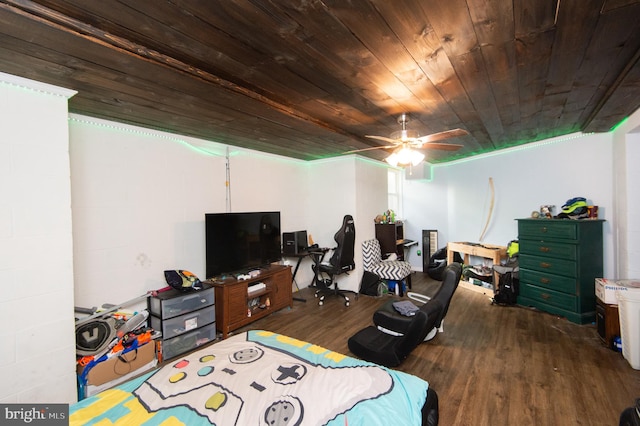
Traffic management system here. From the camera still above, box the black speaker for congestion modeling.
[283,231,308,255]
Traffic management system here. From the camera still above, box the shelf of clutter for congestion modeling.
[447,241,508,295]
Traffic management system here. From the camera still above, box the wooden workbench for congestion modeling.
[447,242,507,295]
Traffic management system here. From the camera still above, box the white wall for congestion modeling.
[69,118,389,307]
[403,132,616,277]
[273,155,389,294]
[623,130,640,278]
[70,117,224,308]
[403,165,451,267]
[69,116,323,307]
[612,107,640,278]
[0,73,78,403]
[352,158,390,289]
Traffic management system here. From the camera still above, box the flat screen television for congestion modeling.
[205,211,282,278]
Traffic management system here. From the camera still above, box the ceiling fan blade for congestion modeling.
[357,121,467,155]
[344,144,397,154]
[417,128,468,143]
[417,142,463,151]
[365,135,400,144]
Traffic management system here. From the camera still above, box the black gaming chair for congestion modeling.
[313,214,357,306]
[348,262,462,367]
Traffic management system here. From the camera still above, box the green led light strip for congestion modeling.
[437,132,595,166]
[0,73,76,98]
[609,117,628,132]
[68,115,230,157]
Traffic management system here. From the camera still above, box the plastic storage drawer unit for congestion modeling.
[149,284,215,319]
[161,322,217,360]
[150,304,216,340]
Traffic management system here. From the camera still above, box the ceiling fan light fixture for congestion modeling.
[385,152,399,167]
[385,146,424,167]
[410,151,425,166]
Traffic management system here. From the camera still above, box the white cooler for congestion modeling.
[617,280,640,369]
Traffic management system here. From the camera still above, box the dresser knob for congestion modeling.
[540,278,550,284]
[539,246,550,252]
[541,293,551,300]
[540,262,551,268]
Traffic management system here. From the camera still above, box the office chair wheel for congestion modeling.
[318,295,325,306]
[345,300,350,307]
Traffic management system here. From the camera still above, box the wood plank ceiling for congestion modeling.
[1,0,639,163]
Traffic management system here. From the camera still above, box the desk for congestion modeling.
[286,248,329,302]
[447,242,507,293]
[403,239,418,249]
[403,239,418,259]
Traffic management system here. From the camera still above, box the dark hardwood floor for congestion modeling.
[236,272,640,425]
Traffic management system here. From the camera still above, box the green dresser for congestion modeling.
[517,219,604,324]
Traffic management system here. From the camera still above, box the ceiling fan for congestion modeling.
[346,113,468,166]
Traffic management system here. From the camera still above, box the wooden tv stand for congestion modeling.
[208,265,292,339]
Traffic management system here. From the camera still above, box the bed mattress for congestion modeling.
[70,329,437,425]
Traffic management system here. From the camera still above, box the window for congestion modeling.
[387,169,402,218]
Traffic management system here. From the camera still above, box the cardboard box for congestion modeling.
[78,342,156,386]
[596,278,640,305]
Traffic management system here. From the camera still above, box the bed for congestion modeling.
[70,330,438,425]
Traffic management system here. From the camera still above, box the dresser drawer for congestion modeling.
[518,220,578,241]
[519,240,577,261]
[151,305,216,340]
[520,269,576,294]
[161,322,217,360]
[149,285,215,320]
[519,254,577,278]
[519,283,578,311]
[516,218,603,324]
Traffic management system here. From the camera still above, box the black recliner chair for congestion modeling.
[348,262,462,367]
[313,214,358,306]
